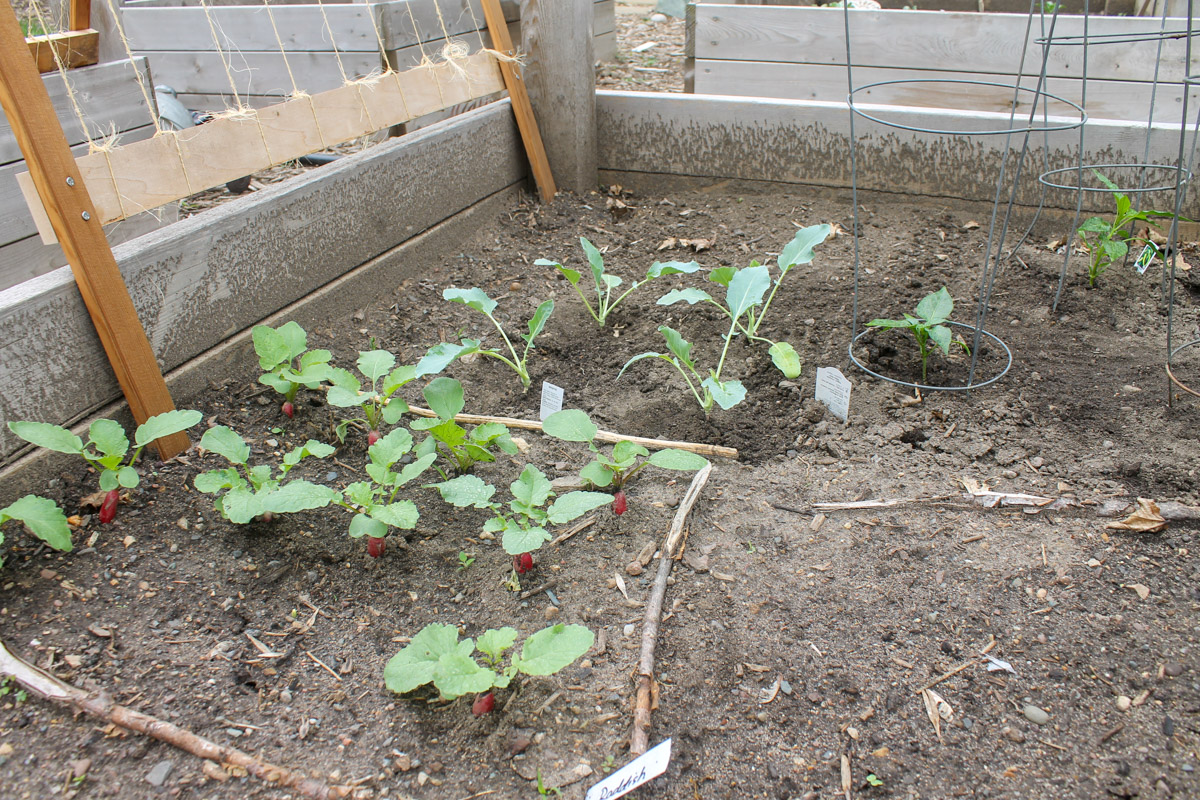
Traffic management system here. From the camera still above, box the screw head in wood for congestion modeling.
[66,176,75,187]
[81,211,91,221]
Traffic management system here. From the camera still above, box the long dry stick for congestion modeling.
[630,463,712,755]
[406,405,738,459]
[0,638,348,799]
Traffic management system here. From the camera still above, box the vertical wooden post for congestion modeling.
[0,1,189,460]
[480,0,557,202]
[519,0,597,196]
[67,0,91,31]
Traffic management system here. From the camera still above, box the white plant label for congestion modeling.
[1135,242,1159,275]
[539,381,564,420]
[585,738,672,800]
[815,367,851,422]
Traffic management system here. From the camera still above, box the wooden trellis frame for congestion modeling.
[24,0,98,74]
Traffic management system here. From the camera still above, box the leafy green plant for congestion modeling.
[383,622,593,705]
[536,770,563,797]
[252,321,331,418]
[866,773,884,787]
[457,551,476,571]
[194,427,339,524]
[442,288,553,392]
[620,324,746,414]
[537,237,701,326]
[1077,170,1178,287]
[0,677,29,704]
[325,349,416,444]
[332,428,436,557]
[8,410,202,524]
[541,409,708,491]
[412,377,518,479]
[0,495,72,565]
[427,465,611,566]
[865,287,969,383]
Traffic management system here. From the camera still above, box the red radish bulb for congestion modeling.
[367,430,381,447]
[513,553,533,574]
[99,489,119,524]
[472,691,495,716]
[367,536,386,558]
[282,401,295,418]
[613,490,627,516]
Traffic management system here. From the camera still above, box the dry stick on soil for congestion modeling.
[0,637,349,799]
[406,405,738,459]
[630,463,713,756]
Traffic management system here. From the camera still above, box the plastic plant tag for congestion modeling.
[1135,242,1159,275]
[815,367,851,422]
[540,381,564,421]
[585,738,672,800]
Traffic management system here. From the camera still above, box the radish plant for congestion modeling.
[442,288,553,392]
[325,349,415,444]
[384,622,593,707]
[427,465,611,571]
[412,377,518,479]
[332,427,436,558]
[537,237,701,326]
[252,321,331,418]
[866,286,969,383]
[194,427,339,524]
[620,324,746,414]
[1,495,73,565]
[541,409,708,492]
[9,410,203,524]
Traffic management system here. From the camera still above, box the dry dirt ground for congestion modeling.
[4,6,1200,800]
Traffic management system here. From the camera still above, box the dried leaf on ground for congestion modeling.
[1105,498,1167,533]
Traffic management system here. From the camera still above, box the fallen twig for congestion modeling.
[406,405,737,459]
[917,659,978,692]
[630,463,712,755]
[518,579,558,601]
[0,637,347,799]
[304,650,342,681]
[550,516,596,546]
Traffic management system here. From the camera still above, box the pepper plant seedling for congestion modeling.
[1077,170,1180,287]
[537,237,701,326]
[9,410,203,524]
[865,287,970,383]
[332,428,436,557]
[252,321,331,418]
[442,288,553,392]
[0,495,73,565]
[194,427,339,523]
[412,377,518,479]
[383,622,593,705]
[427,465,611,578]
[542,409,708,492]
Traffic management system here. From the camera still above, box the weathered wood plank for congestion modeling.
[596,90,1192,209]
[0,100,524,461]
[691,60,1200,123]
[692,6,1198,84]
[26,30,99,73]
[0,58,153,166]
[129,50,383,97]
[0,207,176,293]
[0,123,156,249]
[122,5,385,51]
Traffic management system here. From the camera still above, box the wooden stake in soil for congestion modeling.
[630,463,712,755]
[0,637,348,799]
[0,3,187,460]
[406,405,738,460]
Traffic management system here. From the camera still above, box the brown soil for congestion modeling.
[6,8,1200,800]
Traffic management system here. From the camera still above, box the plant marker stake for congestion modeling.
[0,5,188,460]
[584,738,672,800]
[539,381,564,421]
[815,367,852,423]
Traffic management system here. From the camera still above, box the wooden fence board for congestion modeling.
[123,4,385,52]
[0,100,524,462]
[691,60,1200,123]
[691,7,1197,84]
[0,58,152,166]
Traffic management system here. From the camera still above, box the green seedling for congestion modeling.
[0,494,73,565]
[325,348,415,445]
[8,410,202,524]
[1077,170,1179,287]
[383,622,593,707]
[620,324,746,414]
[457,551,476,571]
[537,237,701,326]
[332,428,436,558]
[412,377,518,479]
[537,770,563,797]
[866,773,885,787]
[252,321,331,418]
[541,409,708,492]
[194,427,339,524]
[442,288,553,392]
[866,287,969,383]
[427,465,611,570]
[0,677,29,704]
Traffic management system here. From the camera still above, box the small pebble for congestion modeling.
[650,12,667,22]
[145,760,174,787]
[1164,662,1185,677]
[1023,704,1050,725]
[544,606,560,621]
[1116,696,1132,711]
[280,689,293,703]
[623,623,635,637]
[1002,726,1025,743]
